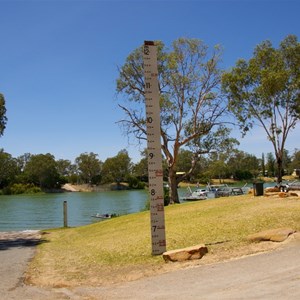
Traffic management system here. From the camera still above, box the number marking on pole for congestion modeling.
[143,41,166,255]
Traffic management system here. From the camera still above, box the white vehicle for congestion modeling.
[181,186,208,201]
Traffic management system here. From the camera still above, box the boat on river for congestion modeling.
[91,213,118,219]
[207,183,249,197]
[207,184,231,197]
[181,186,208,201]
[181,183,250,201]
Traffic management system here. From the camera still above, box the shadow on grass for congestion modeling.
[0,232,49,250]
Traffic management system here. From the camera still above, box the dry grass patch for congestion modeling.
[26,194,300,287]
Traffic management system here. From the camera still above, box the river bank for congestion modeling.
[62,183,130,192]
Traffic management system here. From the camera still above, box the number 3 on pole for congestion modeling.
[143,41,167,255]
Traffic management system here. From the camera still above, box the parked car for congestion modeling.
[286,181,300,191]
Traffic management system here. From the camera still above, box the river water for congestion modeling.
[0,183,275,232]
[0,190,150,232]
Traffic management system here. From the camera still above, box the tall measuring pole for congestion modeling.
[143,41,166,255]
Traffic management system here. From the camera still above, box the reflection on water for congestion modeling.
[0,190,148,232]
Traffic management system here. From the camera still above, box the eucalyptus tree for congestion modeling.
[75,152,102,184]
[282,149,292,175]
[117,38,230,203]
[132,149,148,182]
[56,159,73,177]
[207,151,229,183]
[16,153,32,172]
[101,149,132,184]
[224,150,260,180]
[261,153,266,177]
[23,153,60,189]
[175,149,196,180]
[0,149,18,188]
[266,152,276,177]
[0,93,7,137]
[222,35,300,184]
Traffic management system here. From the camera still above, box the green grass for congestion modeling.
[28,194,300,287]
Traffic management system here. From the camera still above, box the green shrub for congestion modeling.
[127,176,146,189]
[2,183,42,195]
[2,186,12,195]
[26,186,42,194]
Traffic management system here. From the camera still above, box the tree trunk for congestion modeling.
[276,155,283,184]
[168,168,180,204]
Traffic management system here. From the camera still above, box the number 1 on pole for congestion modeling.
[143,41,167,255]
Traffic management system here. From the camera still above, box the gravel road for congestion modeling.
[0,231,68,299]
[1,231,300,299]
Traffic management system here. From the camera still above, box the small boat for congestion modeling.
[207,183,249,197]
[181,187,208,201]
[207,183,229,192]
[91,213,117,219]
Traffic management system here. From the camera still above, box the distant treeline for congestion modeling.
[1,148,299,195]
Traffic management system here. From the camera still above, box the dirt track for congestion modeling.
[1,231,300,299]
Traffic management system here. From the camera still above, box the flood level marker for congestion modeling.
[143,41,166,255]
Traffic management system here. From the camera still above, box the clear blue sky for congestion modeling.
[0,0,299,163]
